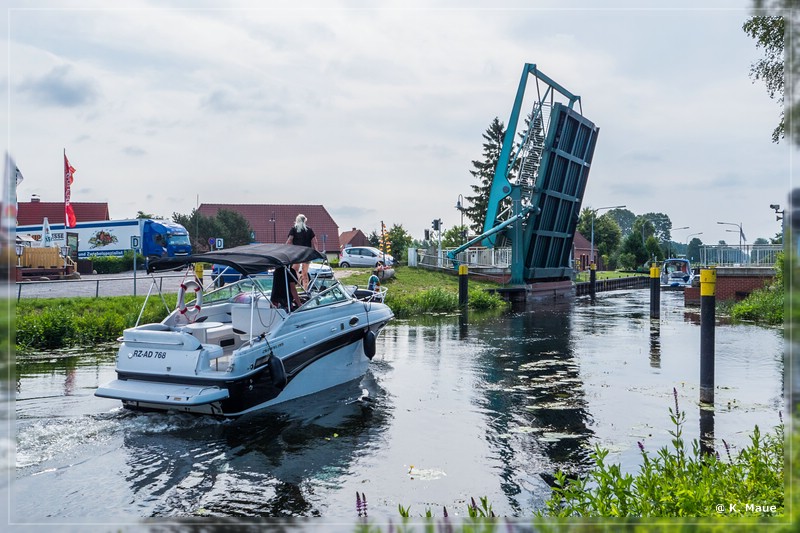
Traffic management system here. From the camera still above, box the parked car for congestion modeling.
[212,261,333,287]
[339,246,394,268]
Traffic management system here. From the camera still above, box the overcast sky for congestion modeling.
[2,0,793,246]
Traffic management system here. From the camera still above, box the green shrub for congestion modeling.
[540,389,784,517]
[16,295,175,352]
[730,286,784,325]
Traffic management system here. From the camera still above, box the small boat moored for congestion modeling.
[95,243,394,417]
[659,258,694,289]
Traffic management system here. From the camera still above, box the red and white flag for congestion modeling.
[64,150,76,228]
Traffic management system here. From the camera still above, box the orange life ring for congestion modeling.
[177,279,203,321]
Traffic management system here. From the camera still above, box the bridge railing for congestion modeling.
[699,244,782,267]
[413,246,513,271]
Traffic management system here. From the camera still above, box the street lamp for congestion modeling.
[455,194,465,245]
[668,226,689,258]
[717,221,745,262]
[685,232,703,247]
[269,212,277,243]
[15,243,24,267]
[590,205,625,269]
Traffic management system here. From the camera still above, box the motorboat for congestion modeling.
[95,243,394,417]
[660,258,694,288]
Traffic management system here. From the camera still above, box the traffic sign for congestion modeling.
[131,235,141,250]
[208,237,215,247]
[215,238,224,249]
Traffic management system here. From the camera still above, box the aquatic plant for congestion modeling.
[540,388,784,517]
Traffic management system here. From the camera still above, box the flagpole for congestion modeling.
[64,149,67,240]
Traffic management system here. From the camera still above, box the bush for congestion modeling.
[16,295,175,352]
[540,389,784,517]
[87,250,145,274]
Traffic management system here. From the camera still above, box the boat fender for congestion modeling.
[363,330,377,360]
[268,355,287,390]
[177,279,203,321]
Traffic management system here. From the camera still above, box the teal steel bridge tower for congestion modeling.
[447,63,599,285]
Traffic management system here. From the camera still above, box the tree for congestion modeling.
[632,216,657,246]
[464,117,514,234]
[640,212,673,242]
[687,237,703,263]
[645,235,662,262]
[618,232,649,269]
[442,225,469,248]
[576,209,622,260]
[606,208,636,237]
[215,209,253,248]
[136,211,163,220]
[385,223,413,262]
[743,14,786,142]
[172,208,253,252]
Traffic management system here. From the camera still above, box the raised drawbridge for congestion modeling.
[448,63,599,285]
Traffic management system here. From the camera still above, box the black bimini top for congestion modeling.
[147,243,326,275]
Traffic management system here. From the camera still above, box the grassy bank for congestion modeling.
[16,266,506,352]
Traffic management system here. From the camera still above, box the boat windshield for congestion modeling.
[297,283,351,311]
[203,275,274,305]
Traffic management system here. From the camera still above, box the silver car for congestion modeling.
[339,246,394,268]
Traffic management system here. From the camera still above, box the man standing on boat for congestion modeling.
[285,214,318,287]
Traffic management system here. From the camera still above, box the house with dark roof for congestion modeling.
[339,227,370,250]
[197,204,341,258]
[17,198,110,226]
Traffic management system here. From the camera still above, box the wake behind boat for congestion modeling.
[95,243,393,417]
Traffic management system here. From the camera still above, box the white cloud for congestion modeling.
[3,1,792,245]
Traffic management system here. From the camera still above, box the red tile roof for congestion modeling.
[339,228,370,249]
[17,201,110,226]
[198,204,342,252]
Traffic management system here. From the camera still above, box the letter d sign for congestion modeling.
[131,236,141,250]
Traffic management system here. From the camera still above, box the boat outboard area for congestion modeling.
[94,243,394,417]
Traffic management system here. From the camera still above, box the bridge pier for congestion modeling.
[491,280,575,304]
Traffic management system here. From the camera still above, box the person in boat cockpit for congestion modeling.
[271,266,302,311]
[285,214,319,288]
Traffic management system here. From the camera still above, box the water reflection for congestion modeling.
[650,319,661,368]
[12,289,783,521]
[118,376,390,517]
[467,300,593,512]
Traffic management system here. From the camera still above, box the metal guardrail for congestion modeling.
[575,276,649,295]
[14,272,191,301]
[699,244,782,267]
[415,247,513,270]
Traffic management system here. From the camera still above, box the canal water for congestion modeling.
[11,289,784,524]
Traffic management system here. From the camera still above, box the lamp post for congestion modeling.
[685,232,703,261]
[590,205,625,269]
[668,226,689,258]
[269,212,277,243]
[455,194,465,245]
[717,221,745,263]
[15,243,24,267]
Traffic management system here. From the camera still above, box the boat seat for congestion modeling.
[230,303,283,337]
[122,327,201,350]
[196,344,226,373]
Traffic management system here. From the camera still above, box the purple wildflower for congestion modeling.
[673,387,679,414]
[722,439,732,463]
[356,491,366,517]
[637,441,645,453]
